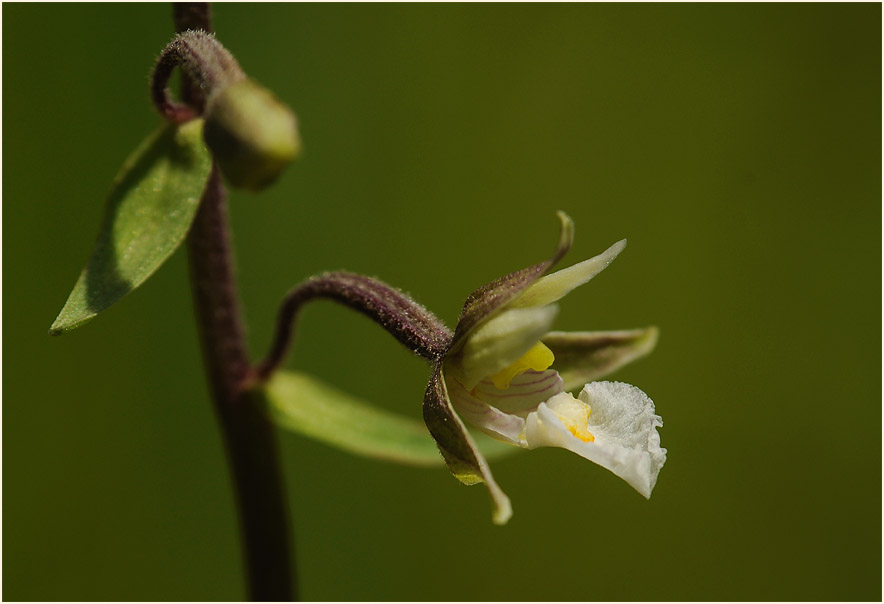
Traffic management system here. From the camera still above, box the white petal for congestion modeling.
[444,372,526,445]
[455,305,559,390]
[470,369,564,415]
[523,381,665,498]
[509,239,627,309]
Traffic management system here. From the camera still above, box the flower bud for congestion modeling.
[203,78,301,191]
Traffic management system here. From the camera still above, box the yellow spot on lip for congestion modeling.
[567,422,595,443]
[488,341,555,390]
[555,397,594,442]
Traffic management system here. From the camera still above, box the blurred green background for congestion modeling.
[3,3,881,601]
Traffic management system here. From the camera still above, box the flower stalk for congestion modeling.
[151,30,246,123]
[172,3,296,600]
[256,272,453,381]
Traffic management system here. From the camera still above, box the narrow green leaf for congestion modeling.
[49,119,212,335]
[263,370,517,467]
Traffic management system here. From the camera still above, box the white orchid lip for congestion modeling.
[448,359,666,498]
[524,381,666,498]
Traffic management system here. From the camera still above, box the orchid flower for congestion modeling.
[423,212,665,524]
[259,211,664,525]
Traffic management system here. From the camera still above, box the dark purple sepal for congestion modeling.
[423,366,512,524]
[451,212,574,351]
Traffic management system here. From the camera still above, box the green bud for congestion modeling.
[203,78,301,191]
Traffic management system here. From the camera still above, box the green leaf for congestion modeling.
[49,119,212,335]
[262,370,518,467]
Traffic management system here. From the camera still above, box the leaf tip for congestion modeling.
[48,312,95,336]
[48,314,68,336]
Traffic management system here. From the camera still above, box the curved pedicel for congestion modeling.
[255,272,454,382]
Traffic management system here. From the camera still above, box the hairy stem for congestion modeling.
[173,3,212,112]
[177,4,296,601]
[151,30,245,122]
[256,272,453,381]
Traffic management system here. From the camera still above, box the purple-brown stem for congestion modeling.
[173,3,212,112]
[255,272,453,381]
[177,4,295,600]
[152,30,245,123]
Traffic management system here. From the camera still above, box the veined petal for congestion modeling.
[470,369,564,416]
[524,381,665,498]
[509,239,626,309]
[423,367,513,525]
[455,305,559,390]
[543,327,659,391]
[445,372,526,445]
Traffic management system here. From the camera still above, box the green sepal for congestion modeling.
[262,370,517,467]
[451,211,574,352]
[423,367,513,524]
[49,120,212,335]
[543,327,659,391]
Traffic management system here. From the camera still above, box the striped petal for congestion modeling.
[444,373,526,445]
[469,369,564,416]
